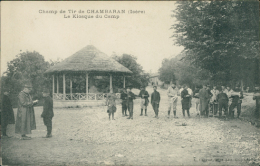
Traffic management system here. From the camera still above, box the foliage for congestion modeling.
[159,52,211,89]
[1,52,62,107]
[112,54,150,89]
[158,58,176,84]
[171,1,259,88]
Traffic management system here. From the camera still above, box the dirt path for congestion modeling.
[2,86,260,165]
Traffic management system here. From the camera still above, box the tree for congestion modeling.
[172,1,259,88]
[159,52,211,89]
[159,58,176,84]
[112,54,150,89]
[1,51,51,107]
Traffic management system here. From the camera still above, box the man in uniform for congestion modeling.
[167,82,178,118]
[126,87,136,120]
[187,85,193,109]
[217,87,229,118]
[193,87,200,116]
[120,88,128,116]
[210,86,219,115]
[41,89,54,137]
[199,84,210,117]
[229,87,243,118]
[151,86,160,118]
[181,85,191,117]
[15,83,38,140]
[138,86,149,116]
[222,86,228,94]
[1,90,15,137]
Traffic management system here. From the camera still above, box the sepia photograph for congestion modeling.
[1,1,259,165]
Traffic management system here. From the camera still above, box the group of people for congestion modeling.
[2,82,259,139]
[194,85,244,118]
[1,83,54,140]
[106,86,161,120]
[106,83,249,120]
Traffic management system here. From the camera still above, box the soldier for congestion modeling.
[41,89,54,138]
[253,85,260,118]
[229,87,243,118]
[15,83,38,140]
[193,87,200,116]
[217,87,229,118]
[120,88,128,117]
[151,86,160,118]
[222,86,228,94]
[187,85,193,109]
[138,86,149,116]
[1,90,15,137]
[210,86,219,115]
[167,82,178,118]
[181,85,191,117]
[126,87,136,120]
[226,86,234,103]
[199,84,210,117]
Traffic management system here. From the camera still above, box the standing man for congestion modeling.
[199,84,210,117]
[139,86,149,116]
[187,85,193,109]
[206,85,213,114]
[229,87,243,118]
[1,90,15,137]
[210,86,219,115]
[41,89,54,138]
[193,87,200,116]
[217,87,229,118]
[181,85,191,117]
[126,87,136,120]
[15,83,38,140]
[151,86,160,118]
[253,85,260,118]
[226,86,233,102]
[120,88,128,117]
[167,82,178,118]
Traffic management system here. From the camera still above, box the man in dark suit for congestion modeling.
[1,90,15,137]
[41,89,54,138]
[138,86,149,116]
[151,86,160,118]
[120,88,128,116]
[126,87,136,120]
[217,87,229,118]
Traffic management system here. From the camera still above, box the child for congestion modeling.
[41,89,54,138]
[106,93,116,120]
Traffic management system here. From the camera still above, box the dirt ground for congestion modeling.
[2,86,260,165]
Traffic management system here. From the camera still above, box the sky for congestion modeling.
[1,1,184,75]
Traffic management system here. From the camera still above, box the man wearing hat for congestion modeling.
[1,90,15,137]
[229,87,243,118]
[151,86,161,118]
[41,88,54,137]
[120,88,128,117]
[138,86,149,116]
[199,84,210,117]
[15,82,38,140]
[126,87,136,120]
[217,86,229,117]
[167,82,178,118]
